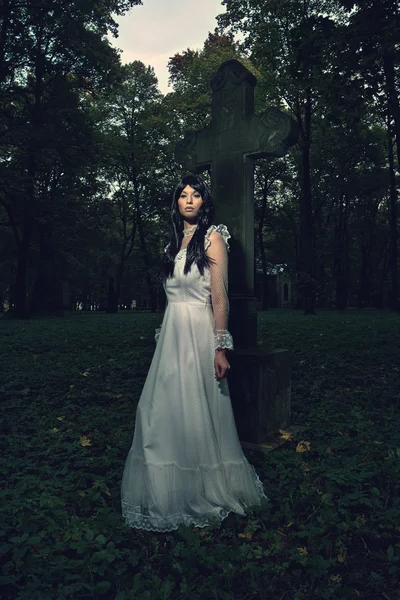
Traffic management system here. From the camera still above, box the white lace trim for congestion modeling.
[169,224,231,261]
[121,502,231,532]
[215,329,234,350]
[205,224,231,252]
[121,459,267,532]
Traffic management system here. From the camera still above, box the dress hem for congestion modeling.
[121,461,267,532]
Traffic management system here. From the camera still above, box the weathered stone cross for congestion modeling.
[175,60,299,444]
[176,59,298,348]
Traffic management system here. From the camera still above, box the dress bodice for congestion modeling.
[164,224,231,307]
[165,248,211,306]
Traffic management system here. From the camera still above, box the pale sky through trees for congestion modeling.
[110,0,226,94]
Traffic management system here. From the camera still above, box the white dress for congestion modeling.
[121,224,267,531]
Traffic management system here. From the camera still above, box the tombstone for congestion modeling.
[277,272,294,308]
[175,59,298,443]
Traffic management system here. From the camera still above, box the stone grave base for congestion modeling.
[228,347,292,444]
[240,424,308,455]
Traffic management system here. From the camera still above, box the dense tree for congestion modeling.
[0,0,141,317]
[218,0,352,313]
[335,0,400,309]
[165,31,250,132]
[1,1,398,316]
[218,0,399,312]
[96,61,177,312]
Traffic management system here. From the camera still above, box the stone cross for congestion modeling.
[176,59,298,348]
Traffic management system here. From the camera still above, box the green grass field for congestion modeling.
[1,309,399,600]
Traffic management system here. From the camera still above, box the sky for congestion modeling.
[110,0,227,94]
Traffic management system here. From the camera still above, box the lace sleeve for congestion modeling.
[205,225,234,351]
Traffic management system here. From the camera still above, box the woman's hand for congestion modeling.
[214,349,231,381]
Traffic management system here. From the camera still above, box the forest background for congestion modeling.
[0,0,399,317]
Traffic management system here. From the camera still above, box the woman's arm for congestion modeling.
[206,230,233,379]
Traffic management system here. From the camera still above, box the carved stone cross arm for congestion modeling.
[175,107,297,172]
[175,129,212,172]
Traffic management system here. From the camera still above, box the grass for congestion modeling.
[0,309,399,600]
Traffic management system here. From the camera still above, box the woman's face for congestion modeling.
[177,185,203,222]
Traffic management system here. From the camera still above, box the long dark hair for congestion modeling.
[163,174,214,278]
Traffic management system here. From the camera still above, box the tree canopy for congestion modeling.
[0,0,399,315]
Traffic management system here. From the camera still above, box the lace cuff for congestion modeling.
[205,224,231,252]
[155,328,161,344]
[214,330,234,351]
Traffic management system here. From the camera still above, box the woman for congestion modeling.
[121,174,267,532]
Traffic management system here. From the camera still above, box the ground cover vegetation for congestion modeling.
[1,309,400,599]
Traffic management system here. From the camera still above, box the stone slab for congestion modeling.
[228,347,292,443]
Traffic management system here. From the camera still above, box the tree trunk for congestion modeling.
[115,221,136,303]
[297,86,316,315]
[106,276,118,313]
[387,110,399,311]
[115,258,125,306]
[30,223,59,315]
[376,240,389,309]
[14,225,32,318]
[383,45,400,170]
[334,192,349,310]
[14,46,45,317]
[133,184,157,313]
[357,246,372,308]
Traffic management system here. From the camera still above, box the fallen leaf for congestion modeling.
[337,551,347,563]
[52,427,59,433]
[327,447,334,454]
[296,440,311,453]
[57,416,65,421]
[80,435,91,446]
[297,546,308,556]
[238,529,254,540]
[279,429,293,441]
